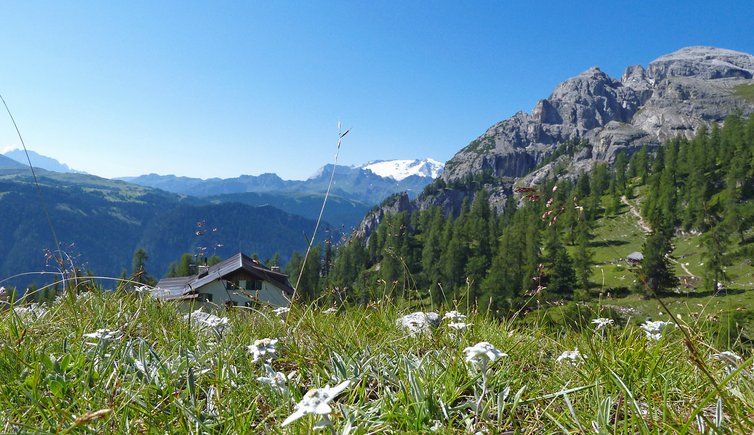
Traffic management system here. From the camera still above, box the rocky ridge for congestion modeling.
[355,47,754,239]
[443,46,754,186]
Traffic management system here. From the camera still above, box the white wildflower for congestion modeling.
[464,341,506,369]
[591,318,614,331]
[257,364,292,393]
[248,338,278,363]
[322,307,338,314]
[272,306,290,317]
[443,310,466,321]
[556,348,584,365]
[281,380,351,427]
[641,320,673,341]
[184,310,229,335]
[83,328,122,342]
[448,322,470,331]
[12,303,48,321]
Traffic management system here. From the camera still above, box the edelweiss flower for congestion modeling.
[448,322,470,331]
[556,348,584,365]
[591,318,614,331]
[13,303,49,321]
[281,380,351,427]
[257,364,293,393]
[443,310,466,321]
[272,306,290,317]
[83,329,122,342]
[184,310,230,335]
[248,338,278,363]
[464,342,506,369]
[641,320,673,341]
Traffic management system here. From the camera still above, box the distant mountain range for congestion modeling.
[1,150,443,230]
[2,149,83,174]
[0,155,442,290]
[0,168,331,290]
[0,154,25,170]
[119,158,444,204]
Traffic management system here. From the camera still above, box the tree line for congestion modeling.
[284,113,754,314]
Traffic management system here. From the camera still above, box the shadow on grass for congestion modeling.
[657,288,748,298]
[589,239,629,248]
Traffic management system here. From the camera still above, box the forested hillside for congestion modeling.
[0,170,329,291]
[296,114,754,313]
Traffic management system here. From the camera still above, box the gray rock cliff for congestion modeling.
[443,46,754,185]
[356,47,754,240]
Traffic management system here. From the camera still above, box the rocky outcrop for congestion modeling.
[443,46,754,183]
[353,192,413,239]
[396,311,441,335]
[355,47,754,241]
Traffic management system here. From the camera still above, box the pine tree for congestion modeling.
[481,213,528,314]
[285,246,322,302]
[464,190,493,292]
[637,222,677,296]
[701,222,731,292]
[613,151,628,194]
[572,213,593,296]
[131,248,156,286]
[420,207,444,300]
[542,225,575,297]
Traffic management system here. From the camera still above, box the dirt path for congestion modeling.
[621,195,651,233]
[672,258,696,278]
[620,196,697,278]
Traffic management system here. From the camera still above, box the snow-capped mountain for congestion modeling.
[361,158,444,181]
[123,158,444,206]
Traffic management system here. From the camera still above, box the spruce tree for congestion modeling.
[131,248,156,286]
[701,222,731,292]
[637,221,677,296]
[572,214,593,296]
[542,225,576,297]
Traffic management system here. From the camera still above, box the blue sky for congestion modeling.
[0,1,752,180]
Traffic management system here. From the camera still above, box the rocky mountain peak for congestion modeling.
[646,46,754,81]
[442,46,754,188]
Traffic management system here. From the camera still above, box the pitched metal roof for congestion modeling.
[154,252,295,299]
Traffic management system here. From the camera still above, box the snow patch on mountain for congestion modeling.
[361,159,444,181]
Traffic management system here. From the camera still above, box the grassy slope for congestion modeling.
[556,188,754,342]
[1,291,753,433]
